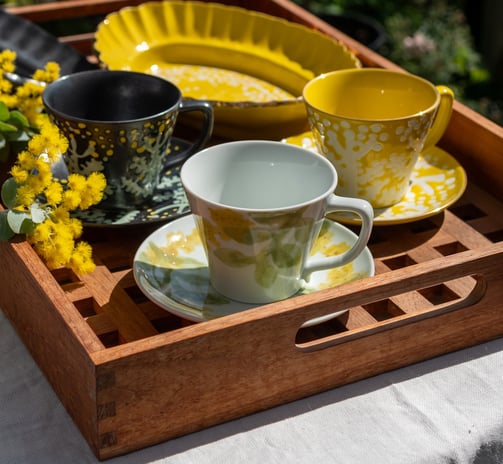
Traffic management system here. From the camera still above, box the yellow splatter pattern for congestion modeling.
[139,226,201,268]
[306,111,433,207]
[152,64,295,102]
[308,221,366,290]
[283,132,467,225]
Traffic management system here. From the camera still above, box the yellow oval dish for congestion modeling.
[94,1,361,139]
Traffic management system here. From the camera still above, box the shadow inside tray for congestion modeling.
[364,212,446,259]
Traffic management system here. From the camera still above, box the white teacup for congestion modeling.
[180,140,373,304]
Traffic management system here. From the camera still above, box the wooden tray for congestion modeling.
[2,0,503,460]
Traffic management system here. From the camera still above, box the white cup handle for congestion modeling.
[302,194,373,279]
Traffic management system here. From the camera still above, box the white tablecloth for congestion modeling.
[2,309,503,464]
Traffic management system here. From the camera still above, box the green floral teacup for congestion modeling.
[180,140,373,304]
[43,70,214,209]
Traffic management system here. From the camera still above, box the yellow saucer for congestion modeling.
[283,132,467,225]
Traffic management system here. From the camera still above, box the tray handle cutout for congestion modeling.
[288,243,503,353]
[295,273,487,352]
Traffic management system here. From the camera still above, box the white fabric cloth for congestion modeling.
[1,309,503,464]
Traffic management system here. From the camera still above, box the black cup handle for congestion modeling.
[165,99,214,167]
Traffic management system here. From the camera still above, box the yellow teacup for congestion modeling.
[303,68,454,208]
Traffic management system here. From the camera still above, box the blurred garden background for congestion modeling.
[1,0,502,127]
[296,0,502,126]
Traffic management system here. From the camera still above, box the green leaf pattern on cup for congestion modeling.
[213,248,256,267]
[255,250,278,289]
[199,206,316,289]
[271,242,303,268]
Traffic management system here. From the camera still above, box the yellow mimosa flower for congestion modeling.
[1,51,106,275]
[45,181,64,207]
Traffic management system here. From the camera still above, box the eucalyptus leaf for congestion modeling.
[8,110,30,129]
[0,102,9,121]
[0,210,15,240]
[7,209,34,234]
[0,120,18,132]
[12,130,31,142]
[1,178,18,209]
[30,203,47,223]
[20,217,36,235]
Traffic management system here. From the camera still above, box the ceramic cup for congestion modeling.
[42,69,214,209]
[180,140,373,304]
[303,68,454,208]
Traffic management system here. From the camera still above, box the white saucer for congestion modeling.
[283,131,467,225]
[133,214,374,326]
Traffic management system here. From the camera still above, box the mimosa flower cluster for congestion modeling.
[0,49,60,125]
[0,50,106,275]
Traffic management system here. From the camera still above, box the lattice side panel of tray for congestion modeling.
[48,182,503,350]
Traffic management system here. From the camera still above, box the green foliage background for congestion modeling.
[297,0,502,126]
[2,0,501,126]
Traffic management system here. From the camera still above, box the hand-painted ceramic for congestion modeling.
[303,69,454,208]
[43,70,213,209]
[134,214,374,324]
[94,1,360,139]
[283,131,467,225]
[66,138,191,227]
[179,140,373,304]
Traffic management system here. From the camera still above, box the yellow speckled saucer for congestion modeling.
[283,132,467,225]
[134,214,374,324]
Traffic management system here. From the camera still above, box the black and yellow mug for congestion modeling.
[43,70,214,209]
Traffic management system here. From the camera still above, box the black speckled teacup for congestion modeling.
[43,70,214,209]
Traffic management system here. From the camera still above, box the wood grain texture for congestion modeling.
[88,243,503,459]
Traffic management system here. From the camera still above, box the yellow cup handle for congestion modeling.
[423,85,454,149]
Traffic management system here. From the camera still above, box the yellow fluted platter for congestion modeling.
[94,1,360,139]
